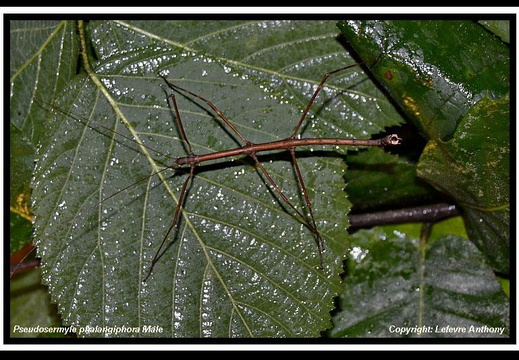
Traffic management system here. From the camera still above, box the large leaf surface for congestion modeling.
[30,20,403,338]
[337,20,509,141]
[330,225,510,338]
[418,96,510,273]
[10,20,78,244]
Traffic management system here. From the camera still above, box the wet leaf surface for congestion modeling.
[418,96,510,273]
[330,226,510,338]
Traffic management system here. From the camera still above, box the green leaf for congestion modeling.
[479,20,510,43]
[344,147,435,212]
[417,96,510,274]
[10,20,79,149]
[330,226,510,338]
[337,20,509,140]
[30,20,404,338]
[10,20,79,251]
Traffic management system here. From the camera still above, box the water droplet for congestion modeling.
[349,246,369,262]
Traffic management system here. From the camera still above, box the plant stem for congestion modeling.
[348,203,459,229]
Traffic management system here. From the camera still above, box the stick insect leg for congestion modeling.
[281,63,364,266]
[145,91,198,282]
[290,63,360,139]
[144,164,195,282]
[249,152,324,267]
[166,93,194,155]
[288,148,324,268]
[249,153,307,221]
[159,74,249,144]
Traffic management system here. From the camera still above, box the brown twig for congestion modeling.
[348,203,459,229]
